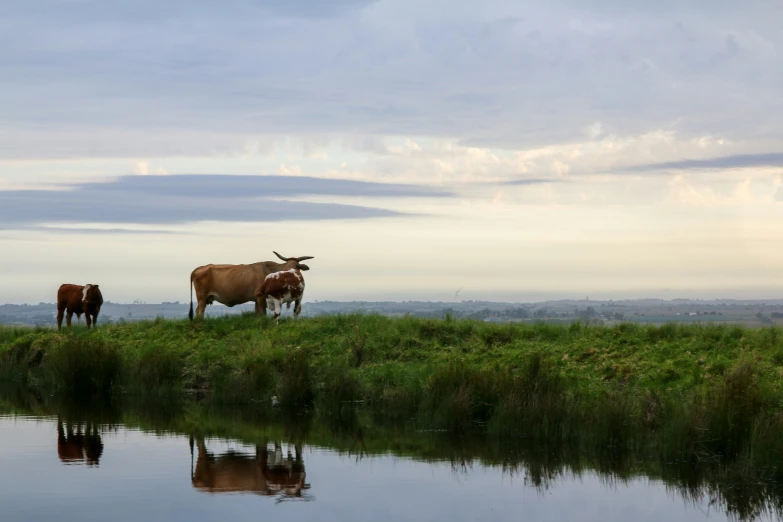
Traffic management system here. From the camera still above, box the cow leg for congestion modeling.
[294,298,302,319]
[274,443,283,464]
[56,307,65,331]
[273,299,282,325]
[66,311,74,327]
[255,296,268,316]
[195,298,207,319]
[259,296,268,316]
[92,312,99,328]
[85,313,92,329]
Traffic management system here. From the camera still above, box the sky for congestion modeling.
[1,0,782,304]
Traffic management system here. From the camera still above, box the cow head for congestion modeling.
[273,252,314,271]
[82,284,102,305]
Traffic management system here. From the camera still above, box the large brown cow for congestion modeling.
[57,417,104,466]
[255,267,306,325]
[188,252,313,320]
[189,436,311,500]
[56,284,103,331]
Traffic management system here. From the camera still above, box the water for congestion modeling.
[0,412,779,522]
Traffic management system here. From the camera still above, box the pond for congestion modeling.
[1,400,780,522]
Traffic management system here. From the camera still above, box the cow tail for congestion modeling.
[188,272,194,321]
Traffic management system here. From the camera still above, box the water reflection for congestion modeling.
[189,436,311,501]
[56,416,104,466]
[1,388,783,521]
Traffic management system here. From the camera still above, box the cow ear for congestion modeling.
[298,264,310,271]
[94,285,99,288]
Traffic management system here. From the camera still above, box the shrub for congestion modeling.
[133,345,184,388]
[43,336,121,395]
[278,348,314,408]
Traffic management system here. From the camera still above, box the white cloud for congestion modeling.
[133,160,149,175]
[665,171,782,207]
[278,164,303,176]
[133,160,169,176]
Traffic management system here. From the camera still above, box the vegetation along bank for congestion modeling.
[3,313,783,466]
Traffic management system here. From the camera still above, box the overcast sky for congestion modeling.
[2,0,782,304]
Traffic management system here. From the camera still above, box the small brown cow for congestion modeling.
[254,264,307,325]
[56,284,103,331]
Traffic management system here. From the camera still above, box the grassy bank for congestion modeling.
[3,314,783,459]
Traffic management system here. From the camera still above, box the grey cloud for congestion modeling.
[15,226,181,235]
[0,0,376,22]
[0,174,449,228]
[77,174,452,199]
[626,152,783,172]
[0,0,781,158]
[502,178,564,186]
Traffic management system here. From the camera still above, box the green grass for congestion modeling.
[4,314,783,466]
[2,314,782,397]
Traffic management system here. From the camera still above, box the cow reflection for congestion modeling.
[57,417,104,466]
[190,436,311,501]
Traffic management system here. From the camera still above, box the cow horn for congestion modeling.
[296,256,314,262]
[273,251,288,262]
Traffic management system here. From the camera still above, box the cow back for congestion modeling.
[57,284,85,313]
[259,269,305,298]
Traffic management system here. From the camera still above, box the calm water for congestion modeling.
[0,414,778,522]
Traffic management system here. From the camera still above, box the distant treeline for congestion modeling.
[2,298,783,327]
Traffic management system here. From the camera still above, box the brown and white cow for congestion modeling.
[254,263,307,325]
[56,284,103,331]
[189,252,313,320]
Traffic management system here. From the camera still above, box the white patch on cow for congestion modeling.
[82,284,92,301]
[265,269,297,281]
[266,296,277,311]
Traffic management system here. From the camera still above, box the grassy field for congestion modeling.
[3,314,783,460]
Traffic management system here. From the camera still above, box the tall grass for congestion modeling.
[43,336,121,395]
[278,348,314,408]
[3,315,783,466]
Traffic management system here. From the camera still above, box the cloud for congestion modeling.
[0,174,451,229]
[626,152,783,172]
[133,161,150,176]
[0,0,780,161]
[18,226,180,235]
[76,174,452,199]
[501,178,563,186]
[0,0,378,23]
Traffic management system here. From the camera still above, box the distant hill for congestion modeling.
[2,298,783,328]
